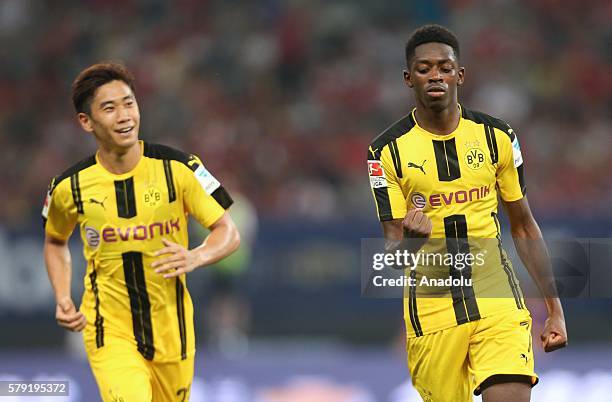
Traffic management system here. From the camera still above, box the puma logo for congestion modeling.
[88,196,107,210]
[177,387,189,402]
[520,353,529,364]
[109,388,124,402]
[368,146,380,158]
[407,159,427,175]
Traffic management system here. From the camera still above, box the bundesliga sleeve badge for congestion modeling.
[511,135,523,167]
[368,160,388,189]
[194,165,221,195]
[42,191,51,219]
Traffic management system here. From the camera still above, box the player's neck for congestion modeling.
[414,102,460,136]
[97,141,142,175]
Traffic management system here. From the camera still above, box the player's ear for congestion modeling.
[77,112,94,133]
[457,66,465,86]
[403,69,413,88]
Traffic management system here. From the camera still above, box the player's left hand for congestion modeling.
[541,313,568,353]
[152,238,201,278]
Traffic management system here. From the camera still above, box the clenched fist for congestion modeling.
[403,208,432,238]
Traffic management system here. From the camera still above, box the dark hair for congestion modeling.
[71,62,135,114]
[405,24,460,66]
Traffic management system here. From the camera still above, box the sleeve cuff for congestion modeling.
[44,228,71,242]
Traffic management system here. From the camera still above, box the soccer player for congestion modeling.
[367,25,567,401]
[42,63,240,401]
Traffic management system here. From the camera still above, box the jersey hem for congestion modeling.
[200,206,225,228]
[84,338,196,364]
[44,228,71,242]
[500,193,524,203]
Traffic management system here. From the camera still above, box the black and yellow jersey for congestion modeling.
[43,141,233,362]
[368,105,527,338]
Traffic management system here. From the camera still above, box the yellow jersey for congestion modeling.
[368,105,527,338]
[43,141,232,362]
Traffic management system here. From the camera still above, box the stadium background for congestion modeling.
[1,0,611,400]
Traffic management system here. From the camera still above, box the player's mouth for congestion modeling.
[115,126,135,136]
[426,85,446,98]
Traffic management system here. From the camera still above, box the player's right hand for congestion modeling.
[55,298,87,332]
[541,312,568,353]
[402,208,432,238]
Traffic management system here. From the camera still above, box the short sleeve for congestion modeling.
[368,145,407,221]
[43,178,78,241]
[495,126,526,202]
[179,155,233,228]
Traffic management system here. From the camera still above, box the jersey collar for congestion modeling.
[95,140,146,178]
[411,104,465,140]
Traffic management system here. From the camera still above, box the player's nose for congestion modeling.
[428,67,442,81]
[116,106,132,123]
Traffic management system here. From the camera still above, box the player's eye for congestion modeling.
[125,100,134,106]
[104,106,114,112]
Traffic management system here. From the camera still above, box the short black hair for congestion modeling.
[405,24,460,66]
[72,62,135,114]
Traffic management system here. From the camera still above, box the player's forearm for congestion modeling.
[382,219,404,251]
[512,221,564,316]
[43,237,73,302]
[193,221,240,268]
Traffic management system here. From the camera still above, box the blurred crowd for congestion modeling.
[1,0,611,229]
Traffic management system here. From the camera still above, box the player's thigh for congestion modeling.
[407,324,472,402]
[481,380,531,402]
[469,308,538,397]
[87,339,153,402]
[149,356,195,402]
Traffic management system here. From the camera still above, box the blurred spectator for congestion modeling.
[0,0,610,229]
